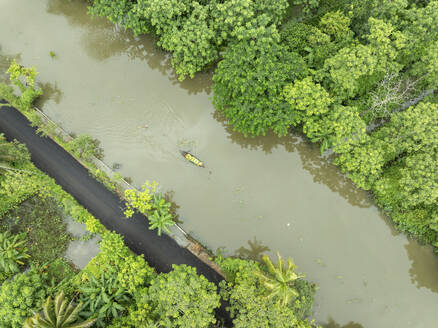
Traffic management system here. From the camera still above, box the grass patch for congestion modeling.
[0,195,73,265]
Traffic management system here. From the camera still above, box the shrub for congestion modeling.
[24,290,96,328]
[0,60,42,111]
[2,196,73,265]
[0,266,50,328]
[217,257,317,327]
[0,231,30,282]
[75,231,155,327]
[78,267,131,327]
[123,181,157,218]
[65,134,104,162]
[148,193,174,236]
[132,264,220,328]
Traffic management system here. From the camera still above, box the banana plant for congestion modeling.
[148,193,174,236]
[254,252,304,306]
[0,231,30,277]
[24,291,96,328]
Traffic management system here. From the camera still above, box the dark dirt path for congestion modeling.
[0,101,230,322]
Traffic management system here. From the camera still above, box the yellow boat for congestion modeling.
[180,151,205,167]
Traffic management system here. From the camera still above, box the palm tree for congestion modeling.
[254,252,304,306]
[24,291,96,328]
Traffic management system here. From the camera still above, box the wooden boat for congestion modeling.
[180,151,205,167]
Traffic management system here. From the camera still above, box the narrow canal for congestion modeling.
[1,0,437,327]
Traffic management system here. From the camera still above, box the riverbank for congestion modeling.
[0,102,224,282]
[0,104,318,327]
[1,1,437,326]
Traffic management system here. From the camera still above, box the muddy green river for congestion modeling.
[1,0,438,327]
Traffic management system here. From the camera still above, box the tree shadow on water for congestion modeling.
[213,110,299,154]
[213,110,373,208]
[234,237,270,262]
[36,81,63,107]
[321,318,364,328]
[46,0,210,95]
[405,237,438,293]
[296,138,373,208]
[0,50,21,82]
[163,190,183,225]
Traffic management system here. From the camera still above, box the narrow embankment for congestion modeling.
[0,102,225,287]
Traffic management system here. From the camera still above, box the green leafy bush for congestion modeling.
[0,266,50,328]
[213,28,307,137]
[65,134,104,162]
[24,290,96,328]
[123,181,157,218]
[123,183,175,235]
[0,59,42,111]
[96,231,155,294]
[148,193,174,236]
[78,267,131,327]
[132,264,220,328]
[2,196,73,265]
[74,231,155,327]
[0,170,43,216]
[217,256,317,327]
[0,134,31,175]
[0,231,30,282]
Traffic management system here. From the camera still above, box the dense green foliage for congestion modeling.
[132,264,220,327]
[0,134,29,174]
[213,31,307,136]
[77,233,220,328]
[78,268,131,327]
[0,59,42,111]
[124,182,175,235]
[0,266,50,328]
[0,134,318,327]
[89,0,438,249]
[254,253,304,306]
[88,0,289,80]
[72,231,154,326]
[65,134,104,162]
[0,231,30,282]
[1,196,73,265]
[217,256,317,327]
[24,291,97,328]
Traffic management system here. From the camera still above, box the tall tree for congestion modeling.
[213,27,307,137]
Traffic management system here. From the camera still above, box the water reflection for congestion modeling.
[45,0,210,95]
[235,237,270,261]
[214,110,373,208]
[46,0,372,208]
[36,81,63,106]
[405,238,438,293]
[0,51,21,82]
[46,0,91,27]
[322,318,364,328]
[163,190,183,225]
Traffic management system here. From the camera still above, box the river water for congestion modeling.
[1,1,437,327]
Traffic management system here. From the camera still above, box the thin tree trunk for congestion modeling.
[366,89,434,133]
